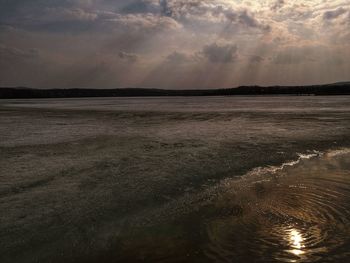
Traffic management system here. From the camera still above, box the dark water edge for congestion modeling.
[1,97,350,263]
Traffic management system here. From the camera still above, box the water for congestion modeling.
[0,96,350,262]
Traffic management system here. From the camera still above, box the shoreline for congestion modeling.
[1,82,350,99]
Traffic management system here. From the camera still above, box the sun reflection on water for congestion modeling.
[287,228,305,256]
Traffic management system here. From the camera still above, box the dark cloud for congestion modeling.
[271,0,285,11]
[159,0,173,16]
[121,0,161,14]
[0,0,100,32]
[0,6,181,34]
[202,43,238,63]
[119,1,271,32]
[0,0,270,35]
[0,0,95,20]
[17,7,100,32]
[221,9,271,32]
[249,55,264,63]
[323,7,347,20]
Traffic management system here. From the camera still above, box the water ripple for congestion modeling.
[204,149,350,262]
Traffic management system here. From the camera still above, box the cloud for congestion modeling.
[119,1,271,33]
[1,0,350,88]
[271,0,285,11]
[0,1,181,33]
[202,43,238,63]
[171,1,270,32]
[39,8,98,23]
[166,51,192,63]
[118,51,139,62]
[249,55,264,63]
[109,13,181,32]
[220,9,271,32]
[121,0,161,14]
[0,43,39,60]
[323,7,348,20]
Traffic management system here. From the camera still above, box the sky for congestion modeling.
[0,0,349,89]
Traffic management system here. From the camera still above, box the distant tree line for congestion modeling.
[0,83,349,99]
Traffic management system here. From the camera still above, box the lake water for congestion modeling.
[1,96,350,262]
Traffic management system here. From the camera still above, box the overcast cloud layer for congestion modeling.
[0,0,349,88]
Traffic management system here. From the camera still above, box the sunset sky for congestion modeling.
[0,0,349,89]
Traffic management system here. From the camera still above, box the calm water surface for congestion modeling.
[0,96,350,262]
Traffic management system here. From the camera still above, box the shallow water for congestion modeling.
[0,96,350,262]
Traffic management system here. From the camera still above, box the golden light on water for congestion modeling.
[287,229,305,256]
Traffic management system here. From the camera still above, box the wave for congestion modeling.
[242,148,350,181]
[326,148,350,157]
[243,150,323,178]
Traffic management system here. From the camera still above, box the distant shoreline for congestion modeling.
[1,82,349,99]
